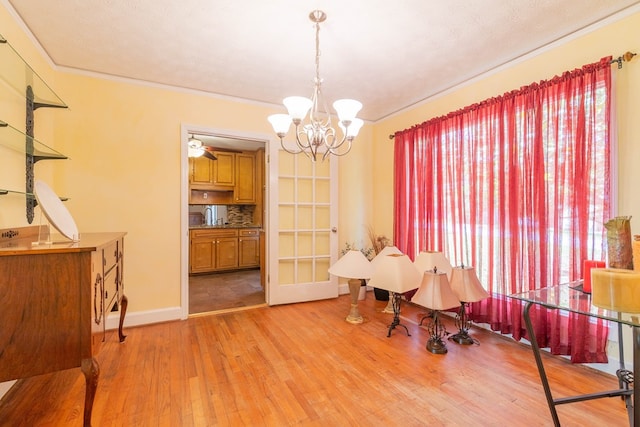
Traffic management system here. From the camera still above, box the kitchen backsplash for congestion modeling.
[227,205,256,225]
[188,204,257,226]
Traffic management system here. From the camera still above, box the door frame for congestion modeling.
[179,124,272,319]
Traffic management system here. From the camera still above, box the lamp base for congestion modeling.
[346,303,364,324]
[426,337,448,354]
[387,292,411,337]
[345,279,363,324]
[382,298,394,313]
[449,331,475,345]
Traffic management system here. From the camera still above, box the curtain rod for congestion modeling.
[388,51,637,140]
[611,51,636,69]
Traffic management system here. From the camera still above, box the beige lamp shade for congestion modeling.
[368,254,421,293]
[414,251,452,279]
[370,245,403,270]
[328,250,374,279]
[412,271,461,310]
[449,265,489,303]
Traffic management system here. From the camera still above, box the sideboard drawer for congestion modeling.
[103,265,118,312]
[103,240,119,273]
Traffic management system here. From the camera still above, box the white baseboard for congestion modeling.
[105,306,183,330]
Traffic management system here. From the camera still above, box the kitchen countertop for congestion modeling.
[189,224,261,230]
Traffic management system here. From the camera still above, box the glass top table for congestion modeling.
[510,282,638,427]
[511,281,640,327]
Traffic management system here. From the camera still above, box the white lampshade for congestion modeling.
[449,265,489,303]
[370,246,403,270]
[368,254,421,294]
[339,118,364,138]
[333,99,362,122]
[283,96,313,121]
[328,250,374,279]
[414,251,452,279]
[268,114,293,135]
[412,271,460,311]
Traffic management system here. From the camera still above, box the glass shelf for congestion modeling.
[0,120,68,160]
[0,34,67,108]
[0,188,68,202]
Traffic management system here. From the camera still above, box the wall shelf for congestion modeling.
[0,188,68,203]
[0,120,67,161]
[0,35,67,109]
[0,33,69,223]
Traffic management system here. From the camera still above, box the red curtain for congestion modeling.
[394,58,612,363]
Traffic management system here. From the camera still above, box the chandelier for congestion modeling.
[268,10,363,162]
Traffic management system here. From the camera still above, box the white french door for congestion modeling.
[267,144,339,305]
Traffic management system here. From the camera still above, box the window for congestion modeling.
[393,57,612,363]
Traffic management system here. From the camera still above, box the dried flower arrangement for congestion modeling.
[367,225,391,255]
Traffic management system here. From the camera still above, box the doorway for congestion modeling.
[181,125,270,317]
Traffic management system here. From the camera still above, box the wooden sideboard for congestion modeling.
[0,226,127,426]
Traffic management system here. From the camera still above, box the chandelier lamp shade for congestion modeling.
[267,10,364,162]
[328,250,374,324]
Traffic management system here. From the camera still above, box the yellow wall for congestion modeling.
[4,4,638,319]
[372,10,640,242]
[0,4,375,315]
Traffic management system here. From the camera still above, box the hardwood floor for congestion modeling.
[189,269,265,314]
[0,292,630,426]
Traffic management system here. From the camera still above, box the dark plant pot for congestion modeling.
[374,287,390,301]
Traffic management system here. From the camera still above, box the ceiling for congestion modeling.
[5,1,640,127]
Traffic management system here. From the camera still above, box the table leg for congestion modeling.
[118,294,128,343]
[81,357,99,427]
[523,301,561,427]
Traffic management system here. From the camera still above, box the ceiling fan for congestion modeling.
[188,134,217,160]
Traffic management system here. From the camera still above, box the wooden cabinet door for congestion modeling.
[216,237,238,270]
[238,236,259,267]
[190,238,216,273]
[235,152,256,204]
[190,157,213,186]
[212,152,235,187]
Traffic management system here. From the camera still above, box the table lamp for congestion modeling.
[368,254,422,337]
[370,245,403,313]
[413,251,452,323]
[328,250,374,324]
[448,265,489,345]
[414,251,452,278]
[412,270,460,354]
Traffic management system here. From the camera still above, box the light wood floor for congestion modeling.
[189,269,264,314]
[0,292,631,426]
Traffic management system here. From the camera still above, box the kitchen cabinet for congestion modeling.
[234,152,256,204]
[189,228,238,273]
[190,156,213,186]
[238,228,259,268]
[189,151,235,190]
[189,227,260,273]
[212,151,236,187]
[189,150,257,205]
